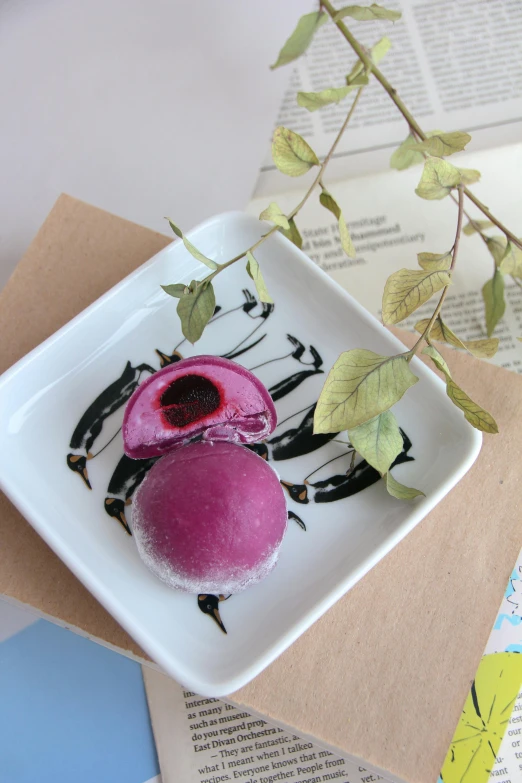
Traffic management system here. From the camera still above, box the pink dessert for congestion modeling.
[131,441,287,593]
[123,355,287,594]
[123,355,277,459]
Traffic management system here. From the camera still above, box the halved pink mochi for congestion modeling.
[123,355,277,459]
[131,441,288,593]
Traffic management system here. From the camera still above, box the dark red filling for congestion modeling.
[160,374,221,427]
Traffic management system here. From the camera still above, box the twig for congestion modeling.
[207,88,365,282]
[320,0,522,252]
[407,185,464,358]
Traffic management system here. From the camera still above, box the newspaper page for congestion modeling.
[143,666,394,783]
[143,541,522,783]
[255,0,522,197]
[250,143,522,373]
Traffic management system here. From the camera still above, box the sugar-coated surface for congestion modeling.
[131,441,288,594]
[123,355,277,458]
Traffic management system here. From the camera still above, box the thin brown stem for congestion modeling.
[407,185,464,358]
[463,190,522,250]
[289,86,364,218]
[450,193,489,248]
[321,0,522,252]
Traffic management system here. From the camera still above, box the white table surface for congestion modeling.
[0,0,303,290]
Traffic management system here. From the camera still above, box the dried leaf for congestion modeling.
[415,316,499,359]
[334,4,401,22]
[348,410,403,475]
[370,36,392,64]
[390,133,425,170]
[346,35,391,85]
[259,202,290,230]
[482,269,505,337]
[346,71,370,86]
[319,188,356,258]
[278,217,303,249]
[406,131,471,157]
[314,349,419,432]
[499,241,522,279]
[463,219,495,236]
[161,283,188,299]
[417,251,452,271]
[446,379,498,433]
[167,220,218,271]
[422,345,452,378]
[246,251,273,304]
[386,472,424,499]
[382,268,451,324]
[390,129,442,171]
[415,158,461,200]
[458,168,481,185]
[485,236,508,266]
[297,85,354,112]
[176,280,216,344]
[272,127,320,177]
[271,11,328,69]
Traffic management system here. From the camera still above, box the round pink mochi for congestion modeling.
[131,440,288,594]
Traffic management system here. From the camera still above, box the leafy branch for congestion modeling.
[321,0,522,251]
[162,3,518,498]
[163,84,364,343]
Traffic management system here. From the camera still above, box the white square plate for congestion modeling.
[0,212,481,696]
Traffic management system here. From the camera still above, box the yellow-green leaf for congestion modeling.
[270,11,328,70]
[463,338,499,358]
[415,158,461,200]
[417,251,452,271]
[499,241,522,279]
[446,379,498,433]
[385,472,424,500]
[482,269,505,337]
[370,35,392,64]
[460,338,499,359]
[314,349,419,433]
[272,127,320,177]
[414,316,499,359]
[485,235,508,266]
[319,188,356,258]
[278,217,302,249]
[338,217,356,258]
[167,220,218,270]
[348,410,403,475]
[176,280,216,344]
[246,251,273,304]
[406,131,471,157]
[441,653,522,783]
[390,129,442,170]
[345,68,369,86]
[458,167,481,185]
[422,345,452,378]
[382,268,451,324]
[297,85,354,112]
[334,4,401,22]
[161,283,188,299]
[390,133,424,171]
[346,35,391,85]
[259,202,290,230]
[463,219,495,236]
